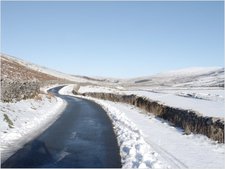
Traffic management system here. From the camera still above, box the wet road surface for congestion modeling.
[1,86,121,168]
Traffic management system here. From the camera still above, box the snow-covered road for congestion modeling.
[60,85,171,169]
[0,88,66,163]
[2,86,121,168]
[65,85,224,169]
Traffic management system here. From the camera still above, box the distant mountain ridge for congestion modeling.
[124,67,224,88]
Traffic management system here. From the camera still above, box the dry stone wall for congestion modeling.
[1,79,40,102]
[79,92,224,143]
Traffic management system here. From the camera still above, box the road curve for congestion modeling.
[1,86,121,168]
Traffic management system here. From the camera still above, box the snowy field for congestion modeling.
[0,89,66,162]
[60,85,225,169]
[78,85,224,118]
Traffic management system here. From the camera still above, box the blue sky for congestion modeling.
[1,1,224,78]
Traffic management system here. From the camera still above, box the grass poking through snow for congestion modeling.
[3,114,14,128]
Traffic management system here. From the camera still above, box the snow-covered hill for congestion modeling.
[124,67,224,89]
[1,53,223,89]
[1,54,116,85]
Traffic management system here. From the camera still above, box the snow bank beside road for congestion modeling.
[93,99,170,169]
[59,85,170,169]
[0,91,66,162]
[40,84,63,94]
[107,101,225,169]
[58,84,76,95]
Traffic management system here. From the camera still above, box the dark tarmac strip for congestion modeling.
[1,86,121,168]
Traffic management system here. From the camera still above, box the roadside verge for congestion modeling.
[0,85,67,163]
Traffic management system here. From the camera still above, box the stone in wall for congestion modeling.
[1,78,40,102]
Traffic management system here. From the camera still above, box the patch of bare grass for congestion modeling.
[34,94,42,101]
[46,92,55,100]
[3,114,14,128]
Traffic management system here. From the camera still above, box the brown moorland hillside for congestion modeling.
[1,54,69,85]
